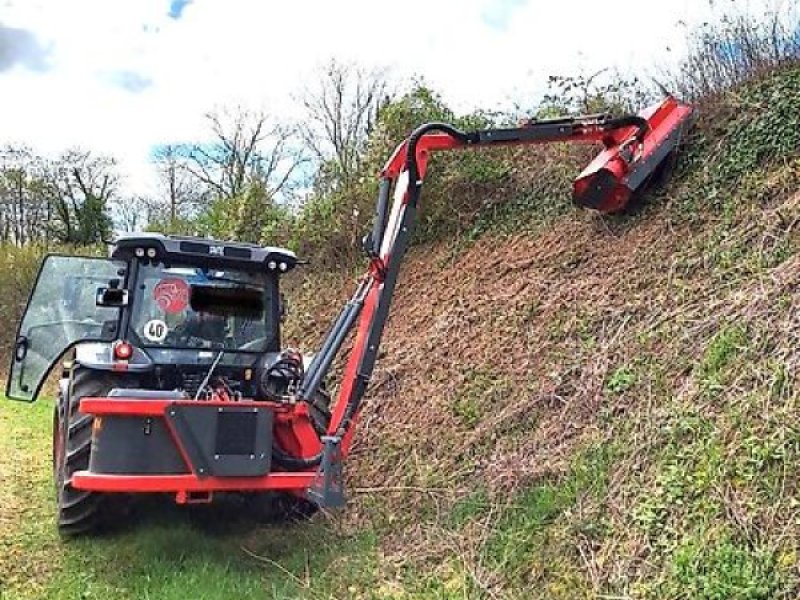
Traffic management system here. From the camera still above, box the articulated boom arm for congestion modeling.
[298,95,694,459]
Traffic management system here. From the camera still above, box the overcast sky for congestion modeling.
[0,0,757,195]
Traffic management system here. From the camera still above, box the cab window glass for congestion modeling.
[129,263,274,352]
[7,256,124,401]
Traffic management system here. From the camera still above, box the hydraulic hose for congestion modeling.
[602,115,649,142]
[405,122,473,187]
[272,445,322,470]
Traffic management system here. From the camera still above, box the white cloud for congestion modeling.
[0,0,734,196]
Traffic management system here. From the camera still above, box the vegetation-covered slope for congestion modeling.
[282,64,800,599]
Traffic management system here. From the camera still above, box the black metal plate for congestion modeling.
[165,403,273,478]
[216,410,258,455]
[90,415,188,475]
[574,167,617,209]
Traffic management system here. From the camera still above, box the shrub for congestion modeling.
[0,244,48,374]
[669,3,800,100]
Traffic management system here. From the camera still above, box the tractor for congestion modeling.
[6,96,694,535]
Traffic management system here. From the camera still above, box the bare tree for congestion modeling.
[299,60,393,188]
[113,194,157,233]
[0,146,50,245]
[152,144,204,225]
[185,107,306,202]
[42,149,117,245]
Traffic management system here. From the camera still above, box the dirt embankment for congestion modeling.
[288,203,699,494]
[284,169,800,595]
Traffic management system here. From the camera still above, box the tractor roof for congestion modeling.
[111,232,298,274]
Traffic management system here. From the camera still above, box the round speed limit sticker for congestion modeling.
[143,319,169,343]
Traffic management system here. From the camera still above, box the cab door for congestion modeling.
[6,255,127,401]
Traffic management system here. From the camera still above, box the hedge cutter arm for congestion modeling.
[299,95,694,505]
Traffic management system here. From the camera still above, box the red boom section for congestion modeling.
[380,96,694,214]
[324,97,695,447]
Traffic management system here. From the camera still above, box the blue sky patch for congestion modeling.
[481,0,527,31]
[168,0,193,20]
[149,142,198,161]
[108,70,153,93]
[0,24,51,72]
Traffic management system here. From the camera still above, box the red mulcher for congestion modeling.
[7,96,694,535]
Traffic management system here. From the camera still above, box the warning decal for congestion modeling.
[153,278,189,314]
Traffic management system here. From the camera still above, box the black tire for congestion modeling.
[53,368,115,537]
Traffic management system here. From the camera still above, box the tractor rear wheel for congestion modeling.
[53,368,115,536]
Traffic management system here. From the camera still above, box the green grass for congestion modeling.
[483,442,615,594]
[0,397,379,600]
[605,365,637,395]
[451,368,510,428]
[652,535,780,600]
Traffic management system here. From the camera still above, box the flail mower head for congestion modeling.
[572,96,695,212]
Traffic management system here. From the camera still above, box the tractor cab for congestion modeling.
[6,233,297,402]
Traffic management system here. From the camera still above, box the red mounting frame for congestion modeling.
[72,397,320,502]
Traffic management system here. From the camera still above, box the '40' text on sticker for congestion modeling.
[143,319,169,343]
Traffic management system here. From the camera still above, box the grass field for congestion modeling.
[0,397,381,600]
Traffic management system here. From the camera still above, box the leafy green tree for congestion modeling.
[196,181,292,246]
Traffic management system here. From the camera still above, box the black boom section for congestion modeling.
[298,279,368,403]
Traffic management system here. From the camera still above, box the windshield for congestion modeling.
[129,263,277,352]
